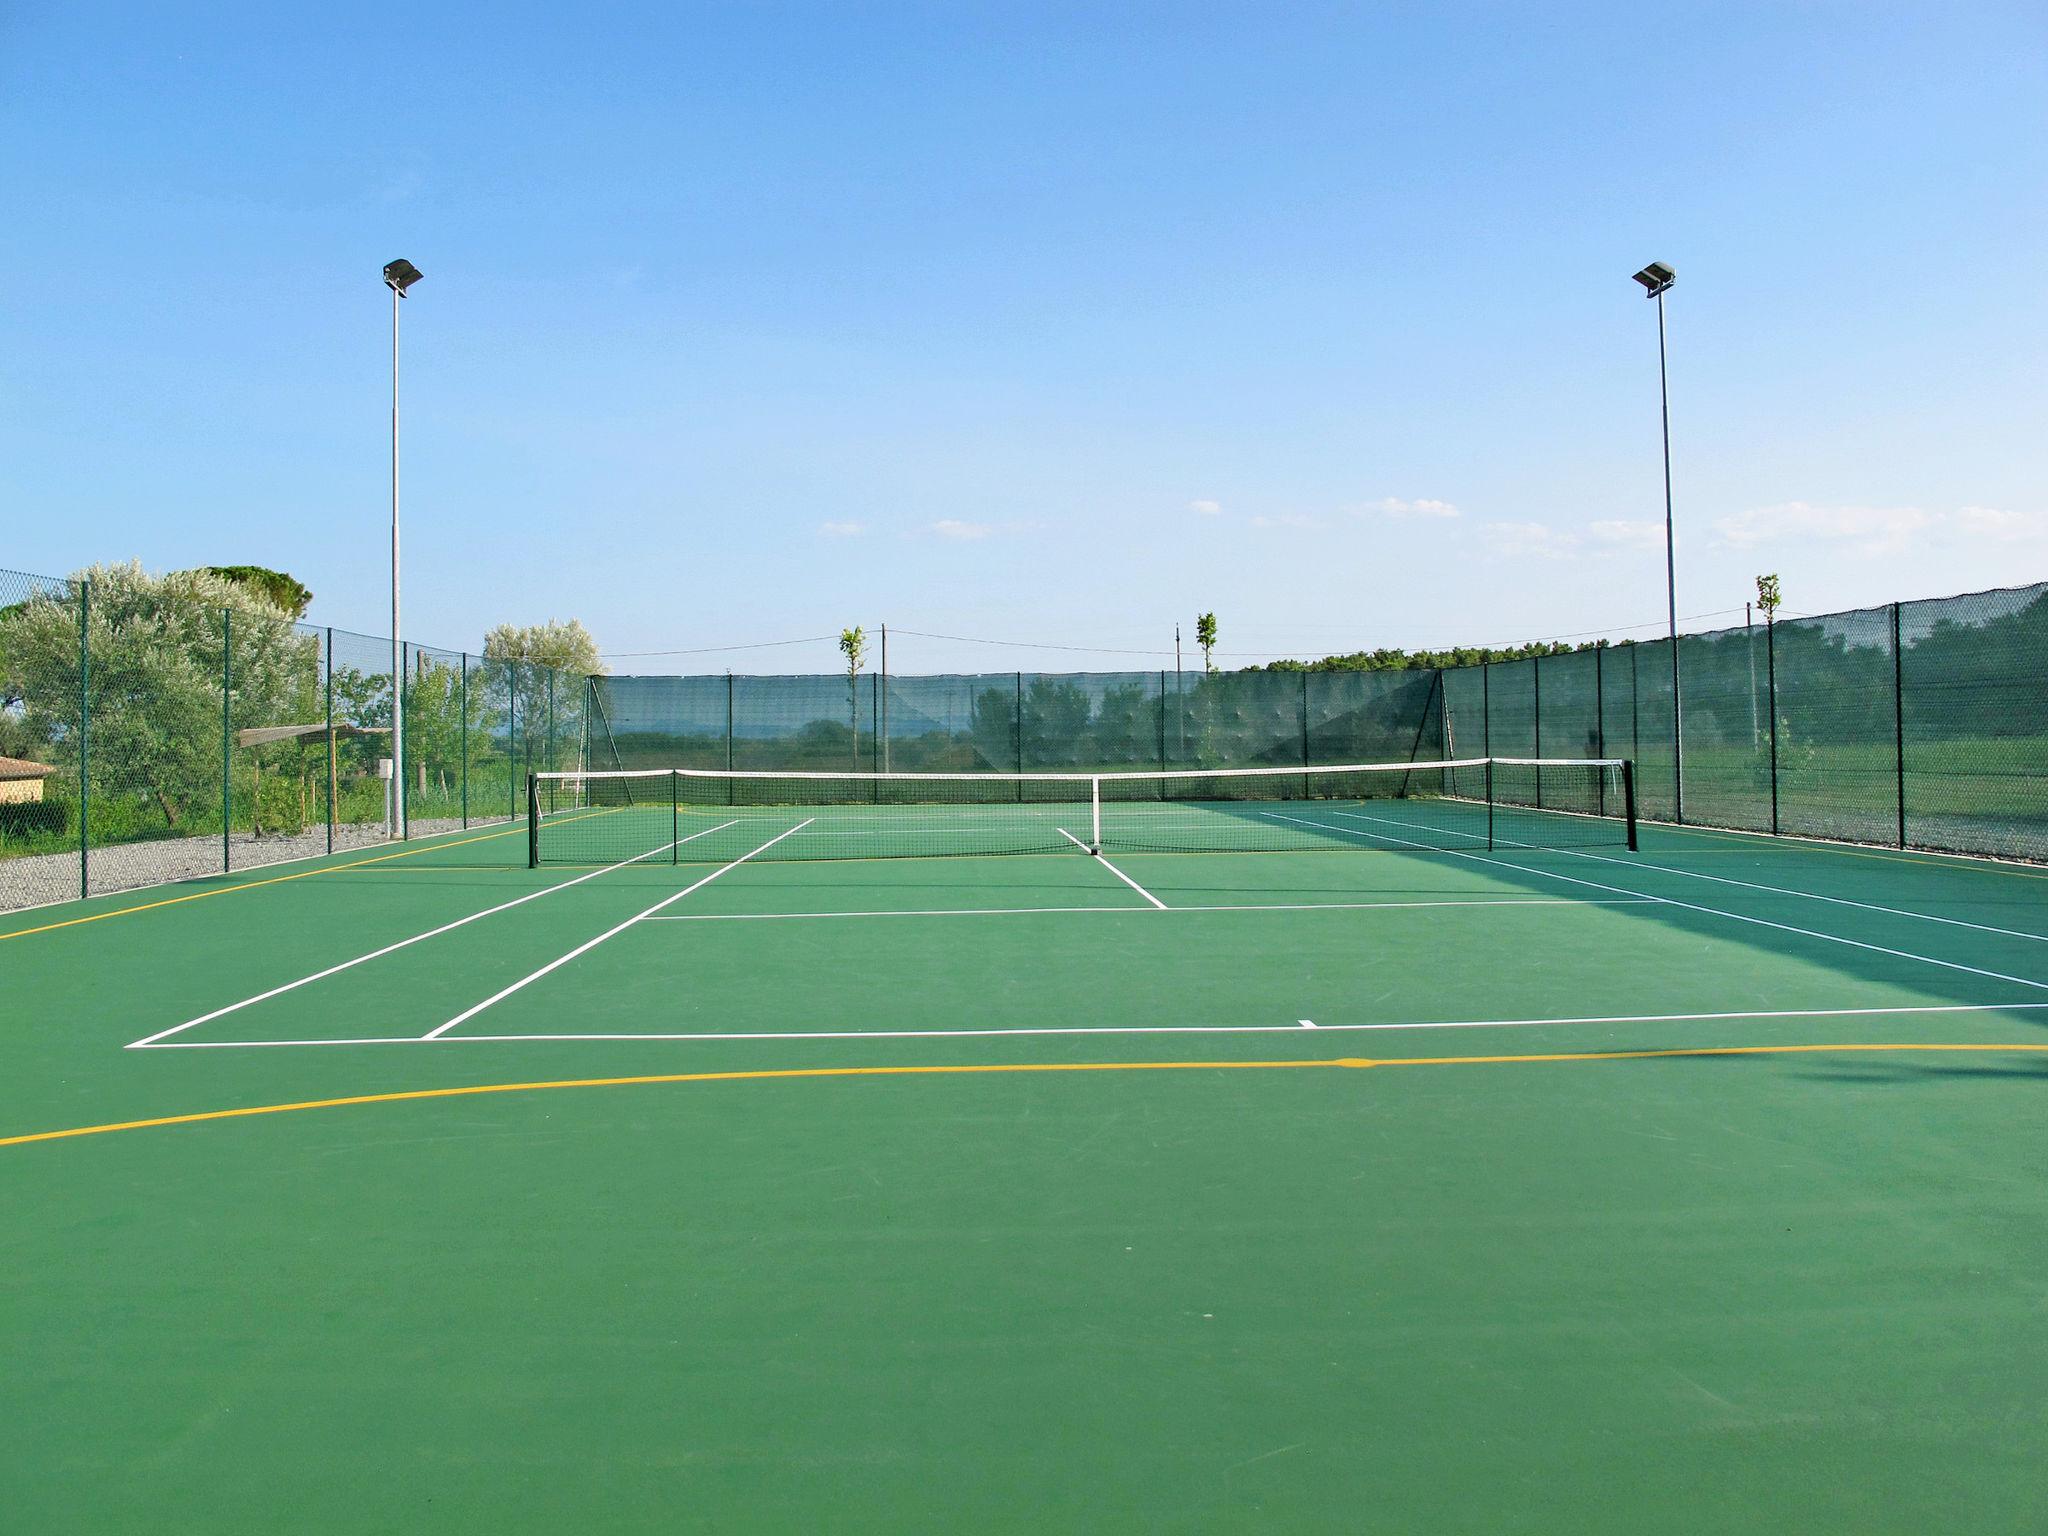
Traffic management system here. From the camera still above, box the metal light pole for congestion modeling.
[1632,260,1681,822]
[383,259,423,839]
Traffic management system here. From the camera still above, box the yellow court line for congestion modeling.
[4,1041,2043,1149]
[0,824,526,942]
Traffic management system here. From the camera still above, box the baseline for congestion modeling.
[130,999,2048,1050]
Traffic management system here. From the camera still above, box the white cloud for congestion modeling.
[817,520,865,538]
[1481,521,1579,560]
[1372,496,1460,519]
[1586,519,1665,552]
[1713,501,1932,556]
[929,519,994,540]
[1188,498,1223,517]
[1954,505,2044,541]
[1250,513,1323,530]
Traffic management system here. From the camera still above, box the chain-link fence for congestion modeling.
[0,564,589,912]
[10,564,2047,911]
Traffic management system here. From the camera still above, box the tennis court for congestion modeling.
[4,767,2045,1532]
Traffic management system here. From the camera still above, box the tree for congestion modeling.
[203,566,313,619]
[483,618,604,676]
[0,562,317,832]
[1756,573,1782,619]
[838,626,867,769]
[1195,612,1218,674]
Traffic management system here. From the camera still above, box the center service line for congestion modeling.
[425,819,815,1039]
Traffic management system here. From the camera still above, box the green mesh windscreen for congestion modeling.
[1900,584,2048,859]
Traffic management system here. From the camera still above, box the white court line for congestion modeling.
[1057,827,1167,908]
[1336,808,2048,948]
[124,822,741,1050]
[1259,809,2048,995]
[424,819,814,1039]
[130,998,2048,1049]
[640,897,1655,922]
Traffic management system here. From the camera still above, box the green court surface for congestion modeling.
[4,818,2046,1532]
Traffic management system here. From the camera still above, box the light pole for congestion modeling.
[383,258,423,839]
[1632,260,1680,822]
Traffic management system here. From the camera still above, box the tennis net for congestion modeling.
[527,757,1636,865]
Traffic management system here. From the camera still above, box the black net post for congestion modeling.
[1622,760,1639,850]
[77,577,90,900]
[526,772,539,868]
[1892,601,1906,847]
[1766,616,1779,834]
[221,608,233,873]
[1484,756,1495,851]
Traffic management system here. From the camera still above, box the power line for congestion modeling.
[604,635,838,659]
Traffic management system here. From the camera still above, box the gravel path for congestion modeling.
[0,816,516,914]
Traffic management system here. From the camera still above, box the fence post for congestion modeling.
[1594,645,1606,758]
[1481,662,1491,759]
[222,608,233,873]
[1892,601,1906,848]
[507,665,518,825]
[1629,643,1640,787]
[1766,617,1779,835]
[726,672,735,805]
[325,628,335,855]
[397,644,407,841]
[77,579,90,900]
[460,652,469,829]
[1532,654,1543,808]
[672,769,680,865]
[1014,672,1024,801]
[1157,671,1167,777]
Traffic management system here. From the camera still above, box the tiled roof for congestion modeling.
[0,755,57,780]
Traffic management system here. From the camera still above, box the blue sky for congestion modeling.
[3,2,2042,672]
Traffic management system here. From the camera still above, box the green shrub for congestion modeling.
[0,801,69,841]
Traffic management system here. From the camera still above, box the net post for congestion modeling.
[1622,759,1639,851]
[526,772,540,868]
[222,607,232,873]
[1485,756,1495,851]
[77,577,90,901]
[1090,775,1102,853]
[672,769,680,864]
[1891,601,1906,847]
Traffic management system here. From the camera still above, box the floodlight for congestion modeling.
[1631,261,1674,297]
[383,258,424,295]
